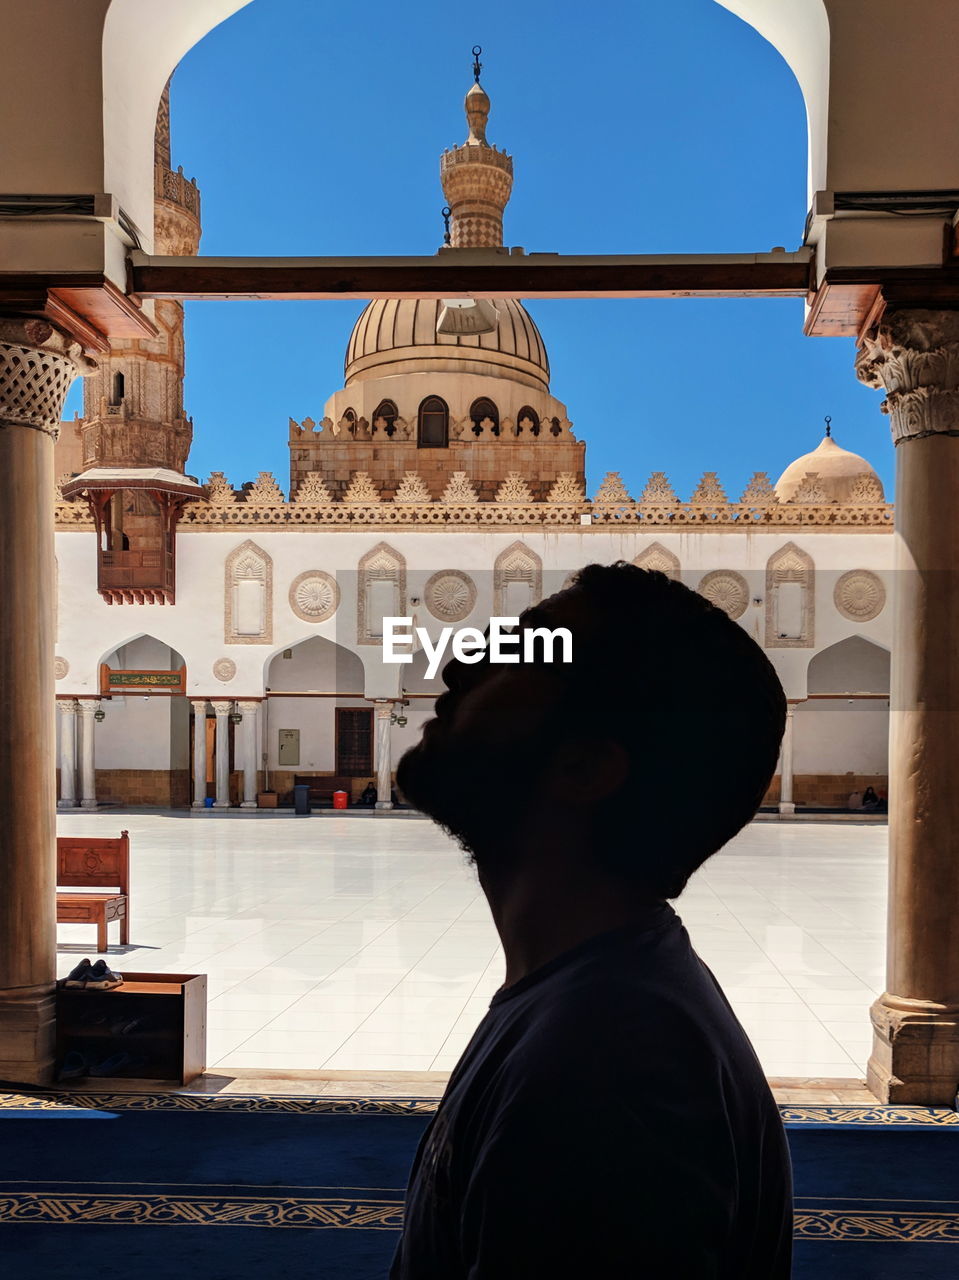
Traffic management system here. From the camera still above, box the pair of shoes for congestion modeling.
[58,1050,89,1080]
[89,1050,145,1077]
[56,1049,146,1080]
[61,958,124,990]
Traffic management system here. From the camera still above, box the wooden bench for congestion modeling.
[56,831,130,953]
[292,774,358,806]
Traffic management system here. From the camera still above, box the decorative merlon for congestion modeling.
[495,472,533,503]
[342,472,381,504]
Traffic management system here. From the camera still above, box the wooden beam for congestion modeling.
[127,250,814,302]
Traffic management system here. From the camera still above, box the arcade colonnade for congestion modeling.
[3,0,959,1105]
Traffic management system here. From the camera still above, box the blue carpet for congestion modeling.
[1,1093,957,1278]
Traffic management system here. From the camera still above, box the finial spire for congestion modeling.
[439,44,513,247]
[824,415,832,438]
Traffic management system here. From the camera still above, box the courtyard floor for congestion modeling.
[54,813,886,1080]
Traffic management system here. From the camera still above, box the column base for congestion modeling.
[778,802,795,816]
[867,994,959,1106]
[375,801,394,810]
[80,799,97,810]
[191,800,207,809]
[56,799,78,809]
[213,801,231,809]
[0,984,57,1087]
[240,801,257,809]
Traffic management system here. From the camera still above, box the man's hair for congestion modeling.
[550,563,786,898]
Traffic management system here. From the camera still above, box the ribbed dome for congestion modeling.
[775,434,884,503]
[344,298,550,392]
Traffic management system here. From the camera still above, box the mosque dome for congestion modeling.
[344,297,550,393]
[775,429,885,503]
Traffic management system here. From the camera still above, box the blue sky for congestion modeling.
[66,0,895,500]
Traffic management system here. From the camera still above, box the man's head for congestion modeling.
[397,563,786,899]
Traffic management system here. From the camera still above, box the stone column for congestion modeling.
[0,318,95,1085]
[211,700,232,808]
[77,699,99,809]
[778,705,796,817]
[856,309,959,1104]
[56,699,79,808]
[374,701,394,809]
[191,699,208,808]
[238,700,260,808]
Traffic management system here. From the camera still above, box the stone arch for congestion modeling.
[807,635,890,696]
[494,541,543,616]
[225,539,273,644]
[633,542,680,580]
[357,542,406,645]
[265,634,370,784]
[765,541,814,648]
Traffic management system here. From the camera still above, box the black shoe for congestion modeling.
[63,958,94,988]
[85,959,123,990]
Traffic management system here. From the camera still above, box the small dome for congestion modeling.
[344,298,550,392]
[775,433,884,503]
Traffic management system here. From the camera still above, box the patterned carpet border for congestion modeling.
[780,1105,959,1127]
[794,1200,959,1244]
[2,1092,957,1126]
[0,1186,404,1231]
[0,1091,437,1116]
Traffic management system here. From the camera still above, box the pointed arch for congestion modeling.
[807,635,890,695]
[358,541,406,645]
[418,396,449,448]
[372,399,398,438]
[225,539,273,644]
[494,541,543,616]
[633,542,680,580]
[516,406,540,437]
[469,396,499,437]
[766,541,814,648]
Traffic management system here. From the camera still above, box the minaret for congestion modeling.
[78,77,200,474]
[440,47,513,248]
[62,77,203,604]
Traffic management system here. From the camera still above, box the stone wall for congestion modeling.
[289,436,586,503]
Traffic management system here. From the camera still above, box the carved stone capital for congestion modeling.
[210,700,233,716]
[856,309,959,445]
[0,319,97,437]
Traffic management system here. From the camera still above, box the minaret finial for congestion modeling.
[441,206,452,246]
[824,415,832,438]
[440,45,513,247]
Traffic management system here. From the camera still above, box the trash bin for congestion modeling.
[333,790,348,810]
[203,796,214,808]
[293,783,311,816]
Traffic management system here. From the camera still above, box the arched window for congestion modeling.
[111,371,125,405]
[418,396,449,448]
[469,397,499,437]
[517,406,540,436]
[342,407,357,437]
[372,399,398,438]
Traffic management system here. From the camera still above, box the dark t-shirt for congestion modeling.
[391,904,792,1279]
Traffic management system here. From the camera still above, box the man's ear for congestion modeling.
[549,738,630,807]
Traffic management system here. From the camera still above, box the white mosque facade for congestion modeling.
[51,75,894,816]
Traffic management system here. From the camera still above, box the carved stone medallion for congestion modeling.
[834,570,886,622]
[424,570,477,623]
[289,570,340,623]
[698,570,749,620]
[212,658,237,682]
[54,656,69,680]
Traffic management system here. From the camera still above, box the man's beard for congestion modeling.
[396,729,539,868]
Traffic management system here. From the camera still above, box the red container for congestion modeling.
[333,790,348,810]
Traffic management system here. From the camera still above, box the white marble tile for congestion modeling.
[55,813,888,1080]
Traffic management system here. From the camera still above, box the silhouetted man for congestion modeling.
[391,564,793,1279]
